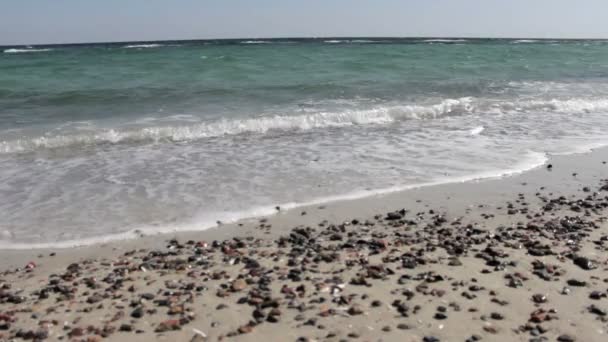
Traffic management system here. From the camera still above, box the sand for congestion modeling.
[1,147,608,341]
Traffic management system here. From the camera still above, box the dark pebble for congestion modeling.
[557,334,575,342]
[567,279,587,287]
[434,312,448,320]
[131,307,144,318]
[119,324,133,332]
[423,337,440,342]
[490,312,504,320]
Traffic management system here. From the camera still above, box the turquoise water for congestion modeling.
[2,38,608,247]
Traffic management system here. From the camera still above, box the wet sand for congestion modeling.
[1,147,608,341]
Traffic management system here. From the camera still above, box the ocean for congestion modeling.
[2,38,608,248]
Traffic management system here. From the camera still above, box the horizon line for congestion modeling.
[2,35,607,48]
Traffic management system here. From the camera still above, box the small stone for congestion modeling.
[557,334,575,342]
[34,328,49,340]
[434,312,447,320]
[483,325,499,334]
[87,294,103,304]
[156,320,181,332]
[238,325,253,334]
[69,327,84,338]
[141,293,155,300]
[589,291,605,300]
[168,305,184,315]
[131,307,144,318]
[348,304,364,316]
[231,279,247,292]
[448,258,463,266]
[386,212,403,220]
[589,305,607,316]
[490,312,504,320]
[532,294,548,304]
[573,256,597,270]
[567,279,586,287]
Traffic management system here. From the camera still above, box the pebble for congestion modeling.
[2,175,608,342]
[434,312,448,320]
[131,307,144,318]
[231,279,247,292]
[156,320,181,332]
[573,256,598,270]
[119,324,133,332]
[348,305,364,316]
[532,294,548,303]
[490,312,504,320]
[557,334,575,342]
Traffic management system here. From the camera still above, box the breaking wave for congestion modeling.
[3,97,608,154]
[240,40,271,44]
[4,48,53,54]
[0,98,474,153]
[423,39,468,43]
[123,44,163,49]
[512,39,540,44]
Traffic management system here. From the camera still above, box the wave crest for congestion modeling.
[4,48,52,54]
[0,98,473,153]
[240,40,271,44]
[423,39,468,43]
[123,44,163,49]
[3,97,608,154]
[512,39,539,44]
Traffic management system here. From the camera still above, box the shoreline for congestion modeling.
[1,145,606,263]
[0,148,550,251]
[1,147,608,341]
[1,141,605,253]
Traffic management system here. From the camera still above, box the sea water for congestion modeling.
[2,38,608,247]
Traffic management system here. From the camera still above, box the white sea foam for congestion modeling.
[324,40,346,44]
[499,98,608,114]
[240,40,271,44]
[423,39,468,43]
[3,96,608,154]
[0,150,548,250]
[512,39,539,44]
[469,126,485,135]
[123,44,163,49]
[4,48,52,54]
[0,97,474,153]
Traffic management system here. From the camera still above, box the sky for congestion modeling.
[1,0,608,45]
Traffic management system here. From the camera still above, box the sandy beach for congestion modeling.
[1,147,608,341]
